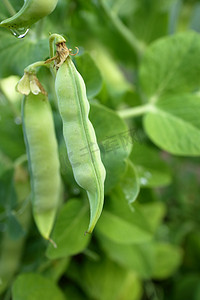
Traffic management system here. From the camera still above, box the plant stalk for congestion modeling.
[118,104,151,119]
[99,0,145,61]
[2,0,16,16]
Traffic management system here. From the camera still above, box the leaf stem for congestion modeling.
[117,104,151,119]
[2,0,16,16]
[24,61,50,73]
[49,33,66,58]
[98,0,145,61]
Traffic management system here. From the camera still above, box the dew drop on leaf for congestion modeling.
[10,28,29,39]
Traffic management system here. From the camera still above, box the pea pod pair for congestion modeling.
[55,53,106,233]
[0,0,58,30]
[21,76,61,240]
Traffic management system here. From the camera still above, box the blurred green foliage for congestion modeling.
[0,0,200,299]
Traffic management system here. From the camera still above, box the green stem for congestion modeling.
[49,33,66,58]
[2,0,16,16]
[24,61,49,73]
[99,0,145,61]
[118,104,151,119]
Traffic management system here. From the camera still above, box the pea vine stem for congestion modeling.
[2,0,16,16]
[24,61,50,73]
[118,104,151,119]
[98,0,145,61]
[49,33,66,58]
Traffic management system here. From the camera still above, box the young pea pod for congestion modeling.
[0,0,58,30]
[22,91,61,239]
[55,56,106,233]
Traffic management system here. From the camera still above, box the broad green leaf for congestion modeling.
[67,257,142,300]
[152,243,183,279]
[130,143,171,187]
[144,95,200,155]
[95,189,153,244]
[140,32,200,98]
[98,236,155,279]
[140,202,166,233]
[118,160,140,204]
[128,0,169,44]
[46,199,90,259]
[0,29,49,78]
[90,103,132,192]
[75,52,103,99]
[12,273,66,300]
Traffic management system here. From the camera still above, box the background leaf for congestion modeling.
[144,95,200,155]
[130,143,171,187]
[90,103,132,192]
[75,52,103,99]
[12,273,66,300]
[139,32,200,99]
[95,189,155,244]
[46,199,90,259]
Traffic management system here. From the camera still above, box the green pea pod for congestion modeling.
[22,92,61,239]
[55,56,106,233]
[0,0,58,30]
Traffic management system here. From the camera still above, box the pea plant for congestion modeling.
[1,0,200,299]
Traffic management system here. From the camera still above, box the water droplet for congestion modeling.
[10,28,29,39]
[15,116,22,125]
[140,177,148,185]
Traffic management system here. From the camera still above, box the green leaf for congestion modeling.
[144,95,200,155]
[128,0,169,44]
[46,199,90,259]
[140,202,166,233]
[152,243,183,279]
[139,32,200,156]
[140,32,200,98]
[130,143,171,187]
[98,236,155,279]
[118,160,140,204]
[67,257,142,300]
[0,29,49,77]
[12,273,66,300]
[95,189,153,244]
[90,103,132,192]
[75,52,103,99]
[174,274,200,300]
